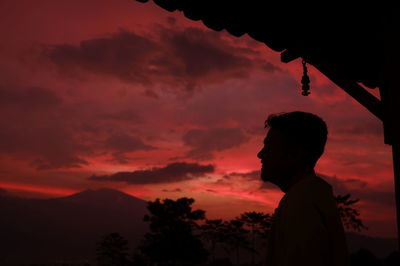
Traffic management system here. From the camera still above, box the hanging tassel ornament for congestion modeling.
[301,59,311,96]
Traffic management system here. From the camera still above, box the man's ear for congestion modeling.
[290,144,306,163]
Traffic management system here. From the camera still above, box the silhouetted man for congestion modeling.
[258,111,350,266]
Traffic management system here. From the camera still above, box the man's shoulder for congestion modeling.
[283,174,335,209]
[312,175,334,194]
[289,174,332,196]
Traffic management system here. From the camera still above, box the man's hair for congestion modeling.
[264,111,328,167]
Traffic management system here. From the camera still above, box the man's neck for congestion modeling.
[280,169,316,193]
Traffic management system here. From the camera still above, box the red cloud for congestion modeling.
[89,161,214,184]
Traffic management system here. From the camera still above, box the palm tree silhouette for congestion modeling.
[335,194,369,232]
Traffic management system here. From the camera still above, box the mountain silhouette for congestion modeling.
[58,188,146,209]
[0,188,148,265]
[345,231,398,259]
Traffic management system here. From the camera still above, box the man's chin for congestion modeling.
[260,171,271,182]
[261,169,278,183]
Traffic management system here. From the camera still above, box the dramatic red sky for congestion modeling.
[0,0,396,238]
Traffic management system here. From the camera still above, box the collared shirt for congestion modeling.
[265,174,350,266]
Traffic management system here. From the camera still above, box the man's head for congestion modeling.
[257,111,328,187]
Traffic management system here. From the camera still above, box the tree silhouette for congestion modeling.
[221,218,250,265]
[96,232,130,266]
[200,214,272,265]
[335,194,368,232]
[200,219,226,262]
[139,197,208,266]
[238,211,272,265]
[133,194,366,266]
[131,251,150,266]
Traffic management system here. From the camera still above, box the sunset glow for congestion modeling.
[0,0,396,238]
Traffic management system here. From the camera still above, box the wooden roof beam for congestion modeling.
[307,57,383,121]
[281,49,301,63]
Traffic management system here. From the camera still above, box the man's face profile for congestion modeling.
[257,128,289,184]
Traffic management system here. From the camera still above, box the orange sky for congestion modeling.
[0,0,396,238]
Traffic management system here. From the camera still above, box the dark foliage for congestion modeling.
[96,232,130,266]
[139,197,209,265]
[335,194,369,232]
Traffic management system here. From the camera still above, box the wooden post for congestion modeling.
[392,144,400,251]
[381,11,400,251]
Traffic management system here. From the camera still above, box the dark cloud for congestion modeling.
[0,86,90,170]
[102,133,155,164]
[334,119,383,137]
[0,85,154,170]
[43,26,280,94]
[212,178,234,186]
[43,29,159,85]
[318,173,395,207]
[89,162,215,184]
[182,128,249,159]
[106,153,134,165]
[143,89,159,99]
[318,173,368,193]
[225,170,261,180]
[0,86,62,111]
[32,155,89,170]
[224,170,280,190]
[162,188,182,192]
[0,121,90,170]
[103,133,154,153]
[354,188,395,207]
[97,110,143,123]
[165,28,253,78]
[155,26,281,91]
